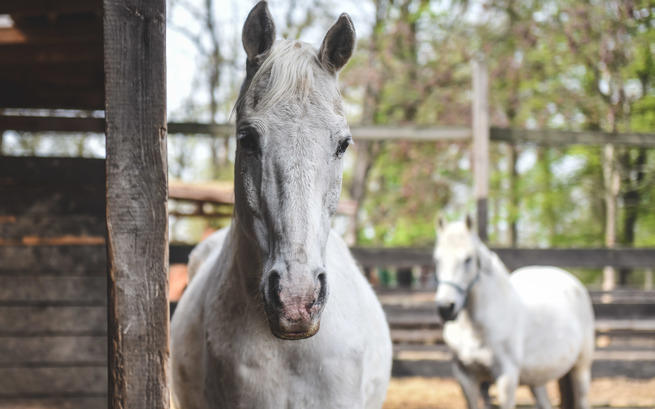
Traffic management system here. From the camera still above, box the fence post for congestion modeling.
[104,1,170,408]
[645,269,653,290]
[472,55,489,242]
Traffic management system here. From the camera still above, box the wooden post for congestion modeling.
[104,1,169,409]
[602,144,619,291]
[645,269,653,290]
[472,56,489,242]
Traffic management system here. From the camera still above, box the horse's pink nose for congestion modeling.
[264,268,327,339]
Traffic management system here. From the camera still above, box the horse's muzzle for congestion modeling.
[437,302,457,322]
[263,269,328,340]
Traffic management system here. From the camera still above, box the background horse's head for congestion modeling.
[433,216,485,321]
[234,1,355,340]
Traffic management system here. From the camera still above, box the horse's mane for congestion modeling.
[474,235,510,276]
[236,39,336,114]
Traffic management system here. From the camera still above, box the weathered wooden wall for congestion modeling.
[0,157,107,409]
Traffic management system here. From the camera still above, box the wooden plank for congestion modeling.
[0,60,103,110]
[0,306,106,335]
[0,215,105,239]
[472,56,489,242]
[0,246,105,275]
[0,336,106,365]
[0,0,101,15]
[0,62,103,87]
[349,247,655,269]
[0,185,104,216]
[352,125,470,142]
[0,115,104,133]
[12,119,653,148]
[390,357,655,379]
[0,43,102,65]
[0,397,106,409]
[0,157,104,185]
[104,1,169,408]
[0,276,105,304]
[491,127,655,148]
[0,21,101,46]
[169,183,234,204]
[0,82,104,110]
[494,248,655,270]
[167,121,233,136]
[0,367,106,396]
[167,121,472,142]
[350,247,434,268]
[171,244,655,269]
[383,301,655,321]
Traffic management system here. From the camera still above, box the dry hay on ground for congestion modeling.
[383,377,655,409]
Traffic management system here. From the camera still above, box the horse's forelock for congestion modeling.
[236,39,338,116]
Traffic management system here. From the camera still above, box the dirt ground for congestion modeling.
[383,377,655,409]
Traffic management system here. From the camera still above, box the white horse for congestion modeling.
[171,2,392,408]
[433,217,594,409]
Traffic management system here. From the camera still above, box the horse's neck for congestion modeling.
[219,222,264,300]
[465,246,523,331]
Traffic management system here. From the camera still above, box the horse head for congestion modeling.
[433,215,487,321]
[234,1,355,340]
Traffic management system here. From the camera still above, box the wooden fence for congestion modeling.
[169,244,655,272]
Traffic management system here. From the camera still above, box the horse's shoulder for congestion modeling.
[187,227,230,282]
[325,231,360,278]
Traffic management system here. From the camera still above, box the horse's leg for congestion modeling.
[529,385,553,409]
[480,381,492,409]
[495,366,519,409]
[452,360,480,409]
[571,363,592,409]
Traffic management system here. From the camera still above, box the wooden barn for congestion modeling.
[0,1,169,409]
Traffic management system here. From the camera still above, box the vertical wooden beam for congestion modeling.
[104,1,169,409]
[472,56,489,242]
[602,144,619,291]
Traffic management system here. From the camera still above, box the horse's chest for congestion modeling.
[207,339,364,409]
[444,323,496,378]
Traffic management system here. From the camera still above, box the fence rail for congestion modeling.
[169,244,655,270]
[3,116,655,147]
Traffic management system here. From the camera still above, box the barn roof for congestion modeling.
[0,0,103,110]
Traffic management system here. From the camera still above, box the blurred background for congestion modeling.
[1,1,655,407]
[5,1,655,284]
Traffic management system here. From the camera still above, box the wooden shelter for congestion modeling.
[0,1,169,409]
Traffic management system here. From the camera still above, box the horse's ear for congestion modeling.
[319,13,356,73]
[242,1,276,63]
[465,214,473,231]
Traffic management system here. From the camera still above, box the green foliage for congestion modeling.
[342,0,655,259]
[169,0,655,270]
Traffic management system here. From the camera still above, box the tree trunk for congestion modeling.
[618,148,647,285]
[346,141,380,245]
[602,143,620,290]
[538,147,556,243]
[508,143,518,247]
[345,0,385,245]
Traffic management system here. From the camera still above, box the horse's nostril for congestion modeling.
[438,302,455,320]
[316,272,327,304]
[267,270,282,308]
[305,298,316,314]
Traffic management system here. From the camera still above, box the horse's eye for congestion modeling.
[335,136,352,158]
[238,127,260,155]
[464,256,473,266]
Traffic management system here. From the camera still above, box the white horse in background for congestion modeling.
[170,3,391,408]
[434,217,594,409]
